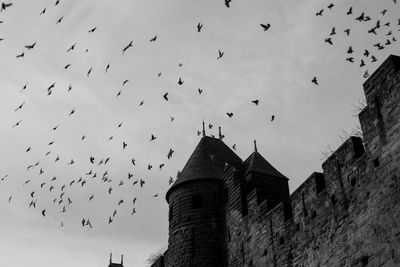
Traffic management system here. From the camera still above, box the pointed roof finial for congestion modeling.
[218,126,222,140]
[254,139,257,152]
[110,253,112,264]
[202,121,206,137]
[121,254,123,265]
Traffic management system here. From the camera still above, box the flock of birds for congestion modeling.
[0,0,399,230]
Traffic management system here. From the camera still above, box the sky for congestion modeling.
[0,0,399,266]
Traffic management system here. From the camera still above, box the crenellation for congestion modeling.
[151,55,400,267]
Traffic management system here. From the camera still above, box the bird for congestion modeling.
[139,100,144,106]
[140,179,145,187]
[131,158,136,165]
[68,84,72,92]
[232,144,236,150]
[271,115,275,122]
[14,102,26,111]
[163,92,168,101]
[324,38,333,45]
[329,27,336,36]
[148,164,153,170]
[327,3,334,9]
[153,194,158,198]
[364,50,370,57]
[40,8,46,15]
[149,35,157,42]
[56,16,63,24]
[346,57,354,63]
[69,108,75,116]
[87,67,92,77]
[260,24,271,31]
[122,79,129,86]
[178,77,184,85]
[105,63,110,73]
[25,42,36,50]
[226,112,233,118]
[169,177,174,185]
[64,64,71,69]
[159,164,164,170]
[118,200,124,205]
[225,0,231,8]
[88,27,97,33]
[108,217,113,224]
[41,209,46,217]
[123,142,128,149]
[197,22,203,32]
[198,88,203,95]
[16,52,24,58]
[347,46,353,54]
[252,100,259,105]
[316,9,323,16]
[381,9,387,16]
[344,29,350,36]
[167,148,174,159]
[1,2,13,12]
[360,60,365,68]
[26,146,32,152]
[12,120,22,128]
[149,134,156,141]
[89,195,94,201]
[55,0,60,5]
[67,43,76,52]
[217,49,224,59]
[346,7,353,15]
[311,77,318,85]
[122,41,133,54]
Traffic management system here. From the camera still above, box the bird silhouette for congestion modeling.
[16,52,24,58]
[217,49,224,59]
[252,100,259,105]
[178,77,184,85]
[226,112,233,118]
[56,16,63,24]
[225,0,231,8]
[271,115,275,121]
[25,42,36,50]
[88,27,97,33]
[122,41,133,54]
[1,2,12,12]
[260,24,271,31]
[67,43,76,52]
[163,92,168,101]
[197,22,203,32]
[149,35,157,42]
[149,134,156,141]
[40,8,46,15]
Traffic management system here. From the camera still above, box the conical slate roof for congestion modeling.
[243,151,287,180]
[166,136,242,200]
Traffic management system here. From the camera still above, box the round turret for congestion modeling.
[165,136,242,267]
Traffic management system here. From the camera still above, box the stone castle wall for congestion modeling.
[151,55,400,267]
[223,55,400,266]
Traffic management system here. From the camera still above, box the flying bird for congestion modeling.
[25,42,36,50]
[197,22,203,32]
[225,0,231,8]
[149,35,157,42]
[178,77,184,85]
[122,41,133,54]
[217,49,224,59]
[312,77,318,85]
[260,24,271,31]
[226,112,233,118]
[1,2,12,12]
[252,100,259,105]
[163,92,168,101]
[88,27,97,33]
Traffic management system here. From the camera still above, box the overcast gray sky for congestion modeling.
[0,0,399,266]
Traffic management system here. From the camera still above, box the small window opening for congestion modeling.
[192,194,202,209]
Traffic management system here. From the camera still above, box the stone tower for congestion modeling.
[165,135,242,266]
